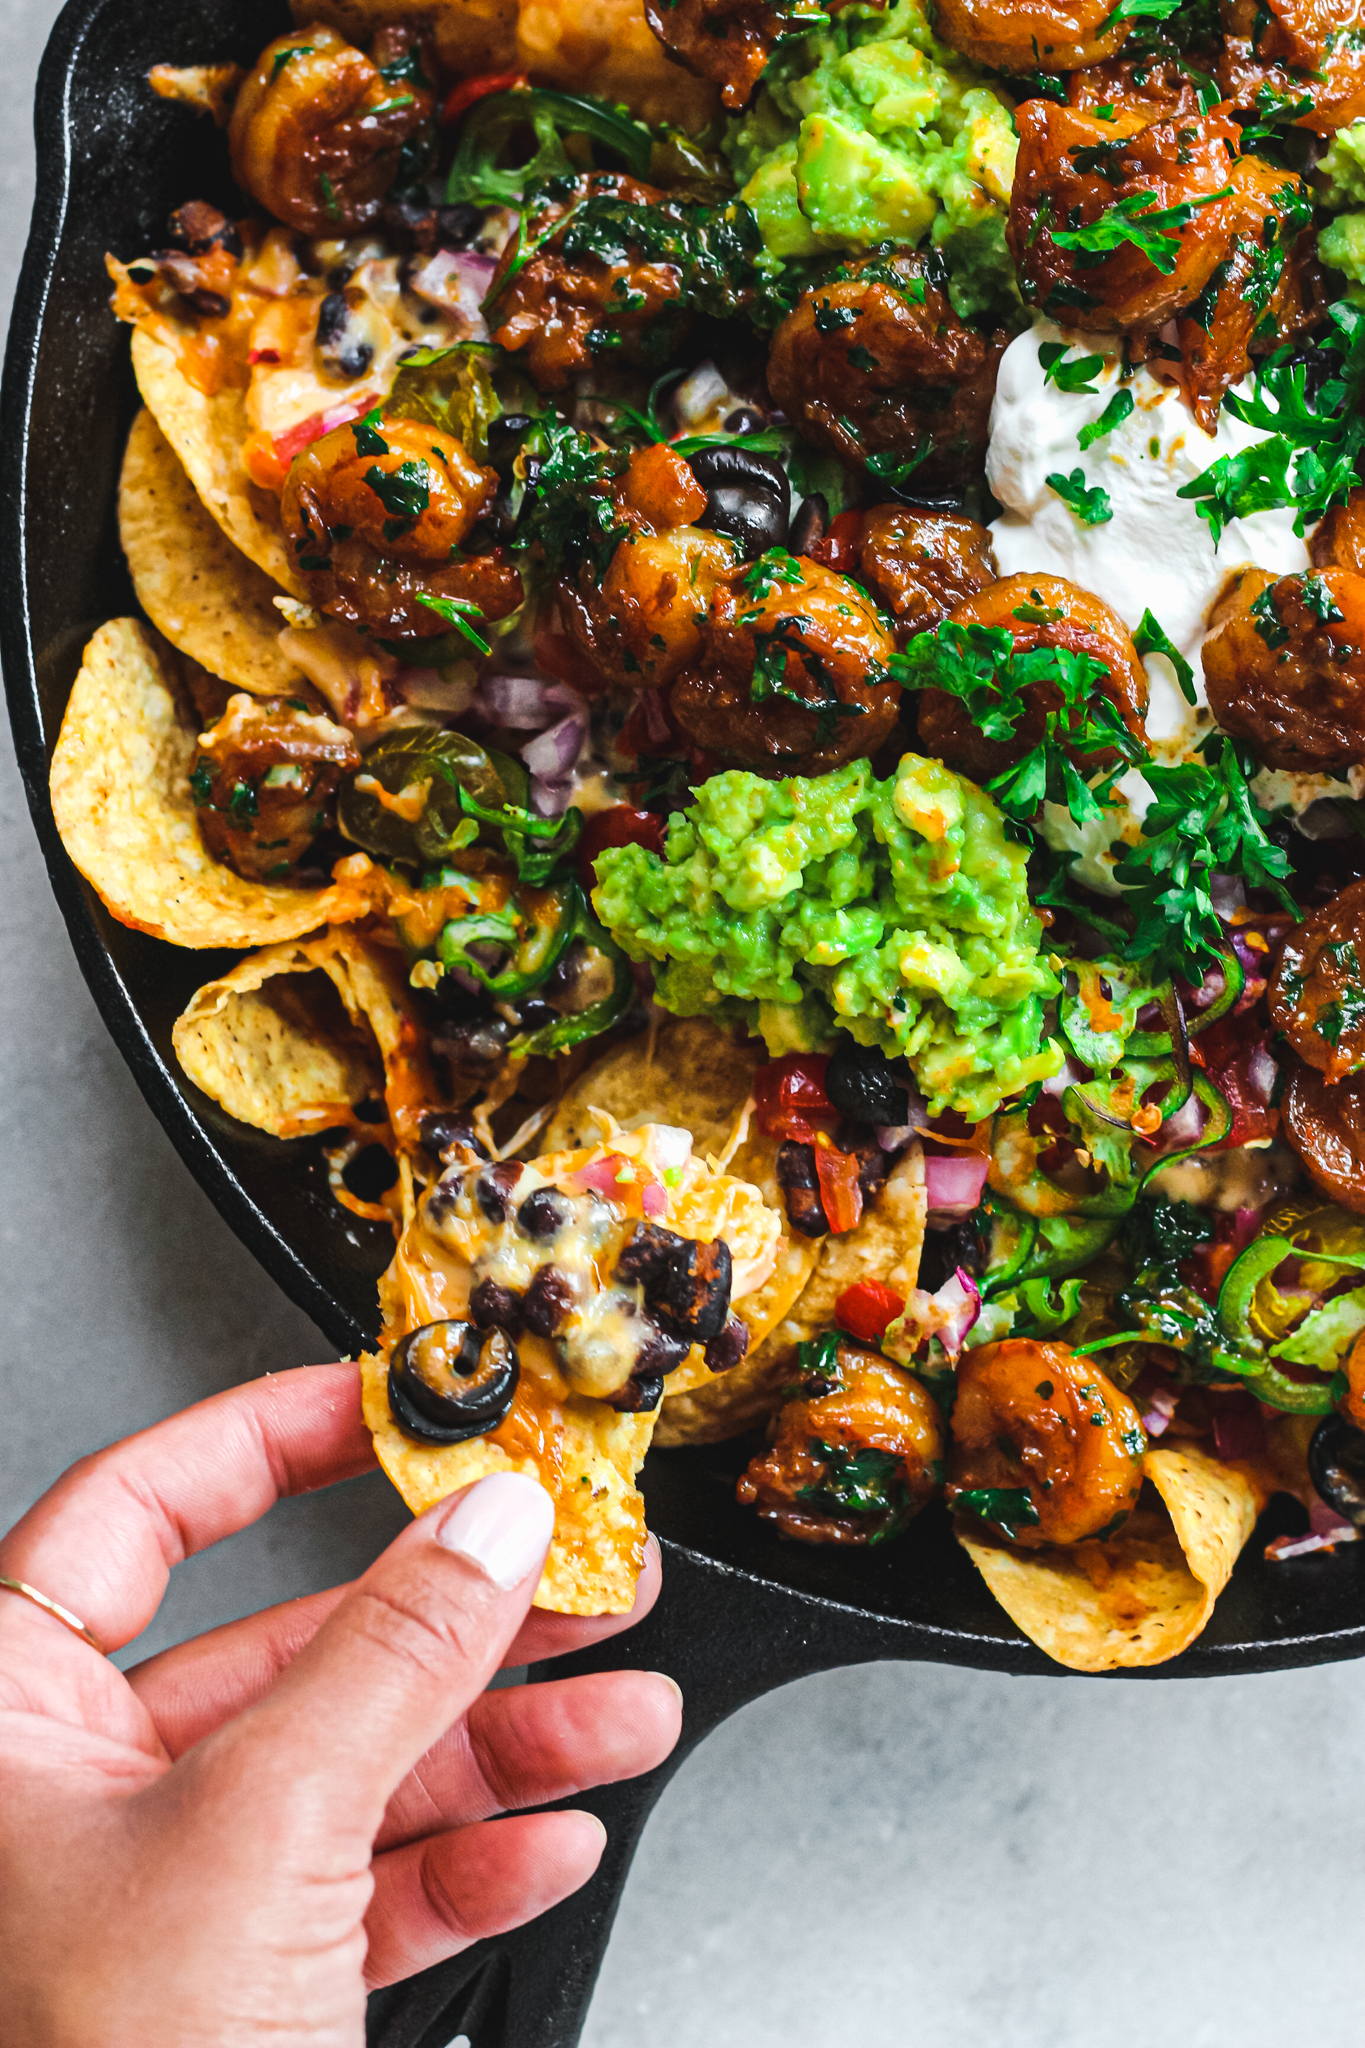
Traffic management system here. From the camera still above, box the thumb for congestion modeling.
[195,1471,556,1852]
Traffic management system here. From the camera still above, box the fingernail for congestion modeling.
[436,1472,555,1589]
[652,1672,684,1709]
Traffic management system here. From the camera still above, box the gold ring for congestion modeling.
[0,1574,105,1654]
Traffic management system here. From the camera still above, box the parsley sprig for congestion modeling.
[1177,301,1365,544]
[1053,186,1231,275]
[1110,735,1297,980]
[891,617,1145,828]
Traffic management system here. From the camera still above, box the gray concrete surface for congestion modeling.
[2,6,1364,2043]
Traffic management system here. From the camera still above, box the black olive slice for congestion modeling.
[688,445,791,560]
[388,1319,519,1444]
[1309,1414,1365,1526]
[775,1141,829,1238]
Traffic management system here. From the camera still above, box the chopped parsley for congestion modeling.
[891,617,1145,828]
[800,1441,912,1539]
[1039,342,1104,394]
[953,1487,1040,1540]
[1052,186,1232,276]
[1047,467,1114,524]
[414,590,491,656]
[1077,388,1135,450]
[1132,609,1196,706]
[1111,733,1297,980]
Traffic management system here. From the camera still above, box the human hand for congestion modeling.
[0,1364,681,2046]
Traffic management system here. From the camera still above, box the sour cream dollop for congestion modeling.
[986,321,1311,749]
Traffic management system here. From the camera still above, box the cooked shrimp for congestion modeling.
[1219,0,1365,135]
[915,572,1149,785]
[854,506,999,641]
[1010,94,1317,419]
[485,171,692,392]
[949,1338,1145,1547]
[669,550,901,775]
[193,692,360,882]
[738,1341,944,1544]
[1311,489,1365,577]
[560,445,739,690]
[1270,878,1365,1083]
[228,25,434,237]
[934,0,1130,74]
[281,411,523,638]
[1202,566,1365,774]
[1283,1064,1365,1216]
[643,0,820,110]
[766,251,1006,491]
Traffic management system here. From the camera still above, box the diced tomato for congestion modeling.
[1189,1009,1278,1151]
[806,509,863,575]
[753,1054,836,1143]
[576,807,667,894]
[442,70,529,126]
[815,1137,863,1234]
[835,1279,906,1342]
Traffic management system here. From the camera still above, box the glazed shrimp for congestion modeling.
[915,572,1149,785]
[281,411,523,639]
[1202,566,1365,774]
[738,1341,944,1544]
[949,1338,1145,1546]
[229,25,434,237]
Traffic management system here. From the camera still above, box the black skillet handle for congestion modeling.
[365,1539,889,2048]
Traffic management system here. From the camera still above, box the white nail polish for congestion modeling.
[436,1472,555,1589]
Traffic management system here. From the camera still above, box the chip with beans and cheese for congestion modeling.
[364,1112,782,1612]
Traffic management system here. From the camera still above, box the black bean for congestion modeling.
[615,1220,687,1293]
[789,492,829,557]
[775,1141,828,1238]
[475,1161,524,1222]
[470,1278,523,1332]
[388,1320,519,1444]
[633,1324,693,1379]
[522,1263,576,1337]
[517,1187,571,1238]
[436,1017,510,1070]
[606,1373,665,1412]
[826,1040,910,1128]
[663,1237,732,1340]
[513,996,557,1033]
[704,1315,750,1375]
[1309,1415,1365,1526]
[418,1112,489,1163]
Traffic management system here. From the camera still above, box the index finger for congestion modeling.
[0,1364,374,1654]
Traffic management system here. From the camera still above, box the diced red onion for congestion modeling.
[937,1268,982,1355]
[640,1179,667,1218]
[522,713,586,781]
[1248,1043,1278,1105]
[1210,875,1246,919]
[482,674,553,726]
[406,248,495,333]
[1140,1382,1179,1438]
[1230,928,1264,989]
[876,1125,914,1154]
[638,687,670,745]
[1182,960,1227,1013]
[1232,1205,1261,1252]
[569,1155,627,1197]
[924,1152,988,1220]
[673,360,729,427]
[274,394,376,462]
[528,773,574,818]
[1267,1525,1360,1560]
[641,1125,692,1175]
[1159,1090,1205,1147]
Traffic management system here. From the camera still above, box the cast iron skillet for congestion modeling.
[6,1,1365,2039]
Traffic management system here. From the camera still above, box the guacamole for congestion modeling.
[593,754,1062,1120]
[1317,120,1365,305]
[724,0,1020,322]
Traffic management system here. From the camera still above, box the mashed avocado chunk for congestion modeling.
[1317,122,1365,305]
[725,0,1020,322]
[593,754,1062,1120]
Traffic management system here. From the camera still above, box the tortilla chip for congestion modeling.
[50,618,372,948]
[656,1143,928,1445]
[361,1349,652,1613]
[545,1018,825,1437]
[119,409,303,697]
[131,327,306,598]
[959,1443,1259,1672]
[171,927,433,1138]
